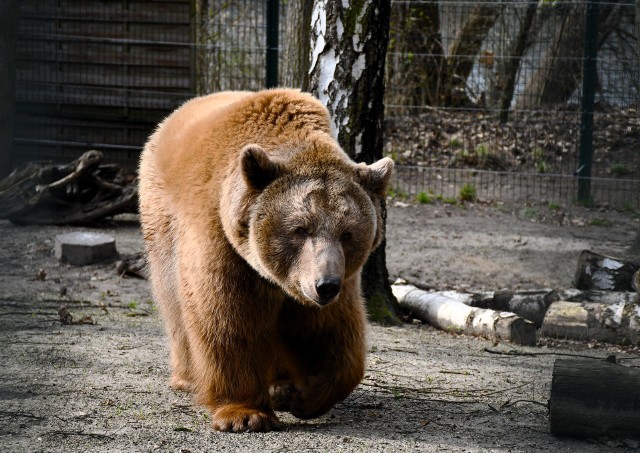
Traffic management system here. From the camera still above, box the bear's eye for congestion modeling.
[295,227,309,237]
[341,231,352,241]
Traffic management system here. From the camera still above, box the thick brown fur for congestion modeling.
[138,89,394,432]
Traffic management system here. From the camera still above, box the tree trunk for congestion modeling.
[550,358,640,439]
[517,3,585,109]
[306,0,401,324]
[517,3,616,109]
[447,3,503,104]
[495,0,538,122]
[392,284,537,346]
[282,0,314,89]
[386,2,448,108]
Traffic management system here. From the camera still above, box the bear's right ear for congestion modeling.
[241,144,283,190]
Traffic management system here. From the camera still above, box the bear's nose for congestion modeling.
[315,277,341,305]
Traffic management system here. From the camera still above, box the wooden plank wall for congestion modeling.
[14,0,195,169]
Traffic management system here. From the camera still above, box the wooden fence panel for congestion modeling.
[14,0,195,169]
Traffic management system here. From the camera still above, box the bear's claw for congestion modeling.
[211,405,281,432]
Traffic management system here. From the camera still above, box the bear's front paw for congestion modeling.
[170,375,194,392]
[211,404,281,432]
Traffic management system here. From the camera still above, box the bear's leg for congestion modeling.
[181,312,282,432]
[148,258,194,392]
[276,290,366,419]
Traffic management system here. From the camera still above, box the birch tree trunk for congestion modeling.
[306,0,401,324]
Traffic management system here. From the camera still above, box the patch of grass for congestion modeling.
[475,143,489,159]
[589,217,610,227]
[533,148,548,173]
[387,187,409,201]
[548,202,561,210]
[449,137,463,149]
[459,184,477,202]
[127,301,139,310]
[416,191,433,204]
[521,207,538,219]
[441,196,458,205]
[623,202,637,215]
[610,163,632,176]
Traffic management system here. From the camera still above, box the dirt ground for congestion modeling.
[1,201,639,452]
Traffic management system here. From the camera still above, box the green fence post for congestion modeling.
[266,0,279,88]
[577,0,599,204]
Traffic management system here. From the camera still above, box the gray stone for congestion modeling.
[54,232,118,266]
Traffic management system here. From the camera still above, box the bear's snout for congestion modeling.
[315,276,341,305]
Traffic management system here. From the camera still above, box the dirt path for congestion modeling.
[1,202,639,452]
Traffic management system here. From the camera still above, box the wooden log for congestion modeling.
[392,284,536,346]
[550,358,640,439]
[575,250,639,292]
[540,300,640,345]
[437,289,559,327]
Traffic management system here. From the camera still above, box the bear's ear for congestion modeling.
[357,157,394,196]
[241,144,283,190]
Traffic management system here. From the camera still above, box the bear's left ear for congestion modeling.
[357,157,394,196]
[241,144,283,190]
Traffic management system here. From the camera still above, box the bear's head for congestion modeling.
[221,142,394,307]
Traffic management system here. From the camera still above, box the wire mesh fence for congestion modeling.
[5,0,640,209]
[385,0,640,209]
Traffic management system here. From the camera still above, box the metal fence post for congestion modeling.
[0,0,18,177]
[266,0,279,88]
[577,0,599,203]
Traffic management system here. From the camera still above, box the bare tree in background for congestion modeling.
[306,0,401,324]
[386,2,448,108]
[493,0,538,121]
[517,2,619,109]
[447,2,504,106]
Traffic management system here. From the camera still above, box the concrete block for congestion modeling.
[54,232,118,266]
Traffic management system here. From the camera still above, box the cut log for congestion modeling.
[0,150,138,225]
[562,290,638,305]
[540,300,640,345]
[392,284,536,346]
[575,250,639,292]
[550,358,640,439]
[437,289,559,327]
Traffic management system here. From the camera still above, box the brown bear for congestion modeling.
[138,88,393,432]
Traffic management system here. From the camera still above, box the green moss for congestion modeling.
[366,293,400,325]
[342,0,367,37]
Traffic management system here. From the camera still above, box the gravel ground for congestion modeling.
[1,201,639,452]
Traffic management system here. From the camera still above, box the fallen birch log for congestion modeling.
[438,289,558,328]
[540,300,640,345]
[550,358,640,439]
[574,250,639,292]
[392,284,536,346]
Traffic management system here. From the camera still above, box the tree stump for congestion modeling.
[550,358,640,439]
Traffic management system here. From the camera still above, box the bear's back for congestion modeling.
[144,89,333,201]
